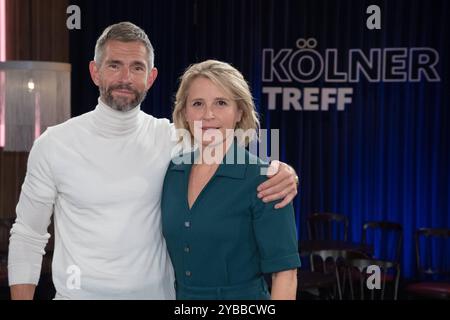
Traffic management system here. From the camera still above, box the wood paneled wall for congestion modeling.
[1,0,69,220]
[0,152,27,219]
[5,0,69,62]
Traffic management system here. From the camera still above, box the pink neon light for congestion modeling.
[34,91,41,139]
[0,0,5,147]
[0,0,5,61]
[0,71,4,147]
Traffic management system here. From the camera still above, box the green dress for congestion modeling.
[161,141,301,300]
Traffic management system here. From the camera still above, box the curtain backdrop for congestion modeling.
[69,0,450,278]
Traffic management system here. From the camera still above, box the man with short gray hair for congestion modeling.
[8,22,299,299]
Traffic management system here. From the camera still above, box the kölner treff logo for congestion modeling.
[262,39,441,111]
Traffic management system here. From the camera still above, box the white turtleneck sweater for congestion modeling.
[8,99,177,299]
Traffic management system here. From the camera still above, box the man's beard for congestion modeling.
[100,83,147,112]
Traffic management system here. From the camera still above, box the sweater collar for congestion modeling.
[91,98,142,137]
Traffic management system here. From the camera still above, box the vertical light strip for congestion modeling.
[0,0,5,61]
[0,71,4,147]
[0,0,5,147]
[34,91,41,139]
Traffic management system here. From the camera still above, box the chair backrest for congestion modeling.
[346,258,400,300]
[310,249,348,272]
[309,249,372,300]
[309,249,355,299]
[307,212,349,241]
[362,221,403,263]
[414,228,450,281]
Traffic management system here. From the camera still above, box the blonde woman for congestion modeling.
[161,60,300,300]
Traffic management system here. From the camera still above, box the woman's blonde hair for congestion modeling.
[172,60,260,146]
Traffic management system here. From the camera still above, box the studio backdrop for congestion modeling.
[69,0,449,278]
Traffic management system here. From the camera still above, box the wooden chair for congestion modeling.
[307,212,349,241]
[308,249,368,299]
[362,220,403,263]
[405,228,450,299]
[346,258,400,300]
